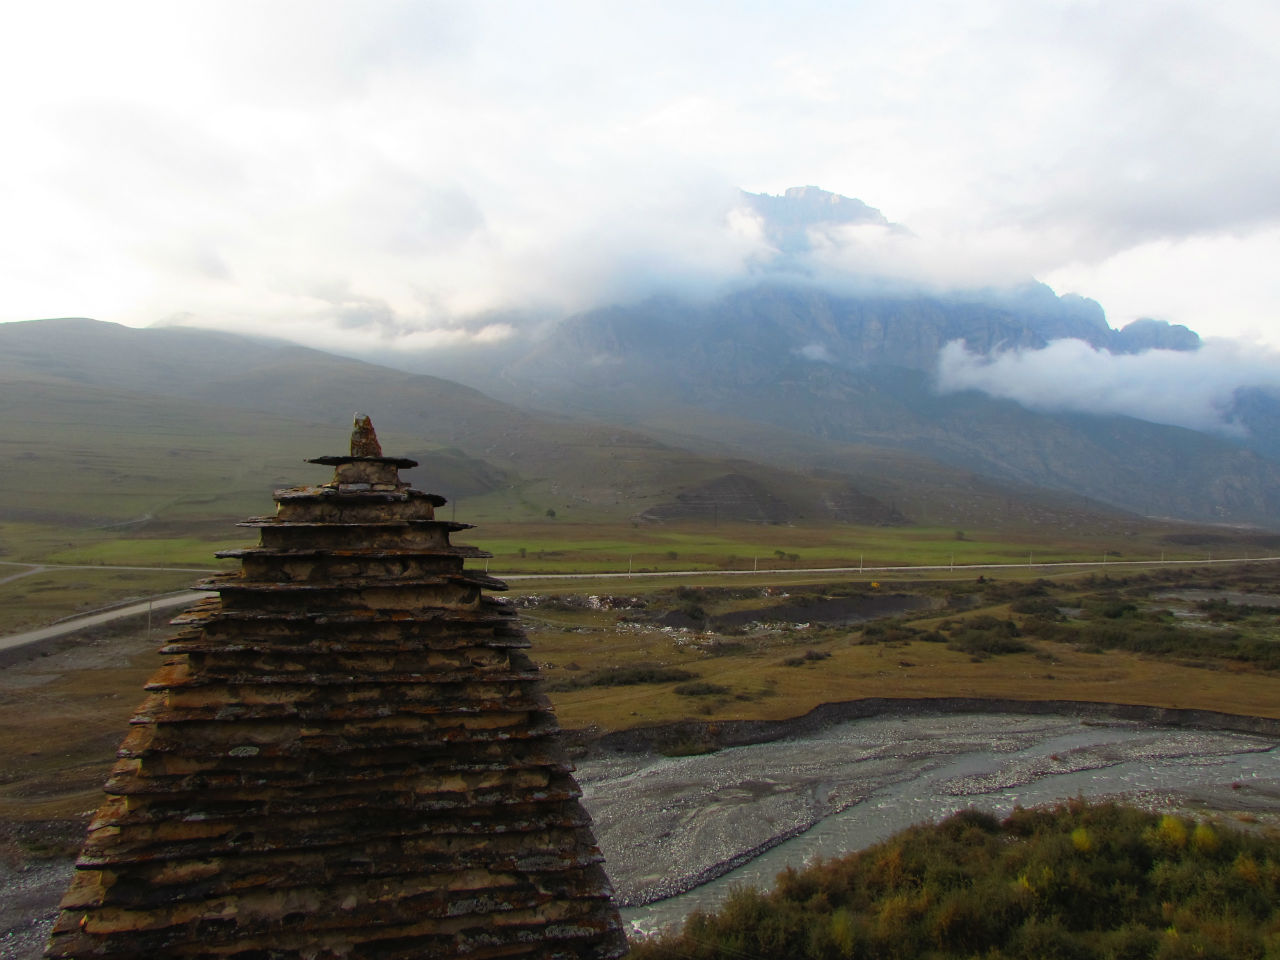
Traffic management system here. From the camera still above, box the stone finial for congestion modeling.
[350,414,382,457]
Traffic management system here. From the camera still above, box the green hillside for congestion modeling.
[0,318,1144,537]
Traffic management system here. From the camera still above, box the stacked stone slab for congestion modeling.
[47,417,626,960]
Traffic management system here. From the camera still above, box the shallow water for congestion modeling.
[574,712,1280,936]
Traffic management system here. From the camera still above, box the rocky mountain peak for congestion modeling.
[1113,318,1202,354]
[740,186,894,253]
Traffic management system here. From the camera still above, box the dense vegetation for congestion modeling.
[541,663,697,692]
[628,802,1280,960]
[1025,594,1280,672]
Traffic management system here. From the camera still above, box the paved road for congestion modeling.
[0,560,215,574]
[2,555,1274,656]
[0,592,206,655]
[0,564,47,586]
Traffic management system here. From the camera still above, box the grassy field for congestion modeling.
[0,566,205,635]
[0,618,162,822]
[7,518,1242,570]
[2,515,1270,637]
[521,564,1280,732]
[467,520,1253,575]
[2,509,1275,639]
[1,563,1277,828]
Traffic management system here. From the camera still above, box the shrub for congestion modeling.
[781,649,833,667]
[1011,596,1063,617]
[588,665,697,687]
[674,681,731,697]
[860,621,927,645]
[1085,598,1139,619]
[703,640,747,657]
[947,617,1029,656]
[625,802,1280,960]
[545,664,697,691]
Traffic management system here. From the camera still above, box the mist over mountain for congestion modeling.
[10,186,1276,528]
[2,316,1152,533]
[1113,317,1202,353]
[937,337,1280,438]
[373,186,1279,527]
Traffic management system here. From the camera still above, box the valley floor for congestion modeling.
[4,562,1280,956]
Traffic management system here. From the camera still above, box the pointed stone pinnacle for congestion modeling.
[349,413,382,458]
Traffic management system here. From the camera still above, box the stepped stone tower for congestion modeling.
[47,416,626,960]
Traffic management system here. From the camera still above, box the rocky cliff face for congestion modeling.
[506,281,1134,393]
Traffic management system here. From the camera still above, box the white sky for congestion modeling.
[2,0,1280,352]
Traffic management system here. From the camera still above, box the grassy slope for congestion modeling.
[0,317,1175,534]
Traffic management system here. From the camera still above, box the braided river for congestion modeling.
[576,712,1280,936]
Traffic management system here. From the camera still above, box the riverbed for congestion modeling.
[6,711,1278,958]
[574,712,1280,936]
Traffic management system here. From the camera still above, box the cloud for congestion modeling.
[1042,228,1280,339]
[936,337,1280,436]
[1,1,1279,349]
[797,343,833,363]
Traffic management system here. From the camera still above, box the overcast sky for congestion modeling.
[3,1,1279,355]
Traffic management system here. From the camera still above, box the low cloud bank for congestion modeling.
[936,337,1280,436]
[5,3,1280,349]
[152,186,1052,356]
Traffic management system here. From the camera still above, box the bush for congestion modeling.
[860,621,927,645]
[588,665,697,687]
[625,802,1280,960]
[674,681,731,697]
[544,664,697,691]
[946,616,1028,656]
[782,649,834,666]
[702,640,747,657]
[1010,596,1063,617]
[1085,598,1139,619]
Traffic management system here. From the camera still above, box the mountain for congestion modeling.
[2,317,1118,532]
[1113,317,1202,353]
[6,184,1272,530]
[741,185,898,256]
[390,183,1276,528]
